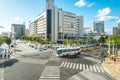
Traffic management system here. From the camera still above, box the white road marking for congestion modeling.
[60,62,65,67]
[89,65,93,72]
[93,65,97,72]
[66,62,70,68]
[63,62,67,68]
[69,63,73,69]
[86,64,89,71]
[96,65,101,73]
[76,63,79,70]
[99,65,105,73]
[73,63,76,69]
[79,64,82,70]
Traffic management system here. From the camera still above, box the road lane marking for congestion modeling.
[99,65,105,73]
[89,65,93,72]
[79,64,82,70]
[60,62,65,67]
[93,65,97,72]
[69,63,73,69]
[39,66,60,80]
[96,65,101,73]
[63,62,67,68]
[86,64,89,71]
[72,63,76,69]
[83,64,86,70]
[76,63,79,70]
[66,62,70,68]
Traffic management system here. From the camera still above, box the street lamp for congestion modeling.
[12,32,16,55]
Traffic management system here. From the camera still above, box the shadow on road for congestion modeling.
[60,55,80,59]
[0,59,19,68]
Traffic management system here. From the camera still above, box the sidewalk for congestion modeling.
[102,55,120,80]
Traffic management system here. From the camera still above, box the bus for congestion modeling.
[56,47,81,57]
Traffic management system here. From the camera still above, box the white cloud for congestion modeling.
[87,3,95,8]
[97,7,119,21]
[75,0,95,8]
[97,7,111,17]
[97,16,119,21]
[75,0,87,7]
[117,19,120,23]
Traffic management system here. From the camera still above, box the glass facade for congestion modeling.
[47,9,52,40]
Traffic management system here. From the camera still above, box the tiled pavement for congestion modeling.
[102,55,120,80]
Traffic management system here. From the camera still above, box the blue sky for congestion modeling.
[0,0,120,34]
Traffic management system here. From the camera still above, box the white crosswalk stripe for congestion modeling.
[86,65,89,71]
[76,63,79,70]
[72,63,76,69]
[66,62,70,68]
[93,65,97,72]
[83,64,86,70]
[99,65,105,73]
[60,62,65,67]
[79,64,82,70]
[63,62,67,68]
[89,65,93,72]
[69,63,73,69]
[96,65,101,73]
[39,66,60,80]
[60,62,105,73]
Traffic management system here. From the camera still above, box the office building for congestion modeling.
[11,24,25,39]
[113,27,118,35]
[93,21,104,33]
[29,0,84,43]
[118,22,120,29]
[25,29,29,36]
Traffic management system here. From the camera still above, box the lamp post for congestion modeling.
[12,32,16,55]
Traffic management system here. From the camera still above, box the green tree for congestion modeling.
[5,37,12,49]
[0,37,5,46]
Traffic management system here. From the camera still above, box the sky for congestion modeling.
[0,0,120,35]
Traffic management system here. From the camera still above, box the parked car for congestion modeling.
[39,48,47,51]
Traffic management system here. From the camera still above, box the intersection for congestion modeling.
[0,40,115,80]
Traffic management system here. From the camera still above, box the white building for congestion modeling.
[1,32,11,38]
[29,0,84,43]
[11,24,25,39]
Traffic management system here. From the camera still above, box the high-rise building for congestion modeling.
[118,22,120,29]
[29,0,84,43]
[113,27,118,35]
[11,24,25,39]
[93,21,104,33]
[25,29,29,36]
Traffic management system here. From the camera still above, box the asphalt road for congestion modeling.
[0,40,116,80]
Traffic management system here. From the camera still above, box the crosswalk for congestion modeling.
[18,58,48,65]
[39,66,60,80]
[60,62,105,73]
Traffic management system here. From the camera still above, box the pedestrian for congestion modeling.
[8,54,10,59]
[4,54,6,59]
